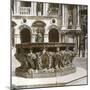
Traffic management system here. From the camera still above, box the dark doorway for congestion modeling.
[20,28,31,43]
[49,29,59,42]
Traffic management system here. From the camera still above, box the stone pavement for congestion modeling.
[66,56,88,86]
[73,57,87,70]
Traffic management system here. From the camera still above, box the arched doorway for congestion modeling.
[20,28,31,43]
[49,28,59,42]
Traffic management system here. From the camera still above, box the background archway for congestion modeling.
[20,28,31,43]
[32,21,46,42]
[49,28,59,42]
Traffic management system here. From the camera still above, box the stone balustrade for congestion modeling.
[20,7,31,15]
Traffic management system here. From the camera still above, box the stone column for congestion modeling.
[77,35,80,56]
[31,2,36,16]
[33,2,36,16]
[45,3,49,16]
[31,34,36,43]
[44,34,48,42]
[65,35,68,43]
[14,0,17,14]
[73,6,77,29]
[43,3,49,16]
[76,5,81,30]
[18,35,21,44]
[31,27,36,43]
[74,36,78,55]
[61,5,67,30]
[14,27,21,44]
[31,2,34,16]
[15,34,21,44]
[65,5,68,29]
[16,0,20,15]
[61,34,65,43]
[12,46,16,56]
[59,33,61,43]
[74,35,80,56]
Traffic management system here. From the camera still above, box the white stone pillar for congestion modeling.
[14,27,21,44]
[76,6,81,30]
[33,2,36,16]
[75,35,80,56]
[61,5,67,30]
[16,0,20,15]
[74,36,78,54]
[31,27,36,43]
[59,33,61,43]
[65,5,68,29]
[15,34,21,44]
[31,34,36,43]
[31,2,34,16]
[12,47,16,56]
[43,3,49,16]
[61,35,65,43]
[65,35,68,43]
[45,3,49,16]
[44,34,48,42]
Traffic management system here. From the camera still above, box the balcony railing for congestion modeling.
[19,7,31,15]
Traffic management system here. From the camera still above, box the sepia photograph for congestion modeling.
[11,0,88,89]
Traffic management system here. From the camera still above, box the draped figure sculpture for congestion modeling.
[41,48,49,70]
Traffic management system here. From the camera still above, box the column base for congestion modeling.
[76,26,81,30]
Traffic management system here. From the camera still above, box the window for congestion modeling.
[48,3,59,15]
[49,3,59,8]
[37,2,43,15]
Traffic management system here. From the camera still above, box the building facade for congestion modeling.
[11,0,87,57]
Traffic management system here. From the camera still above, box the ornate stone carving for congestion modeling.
[15,48,76,78]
